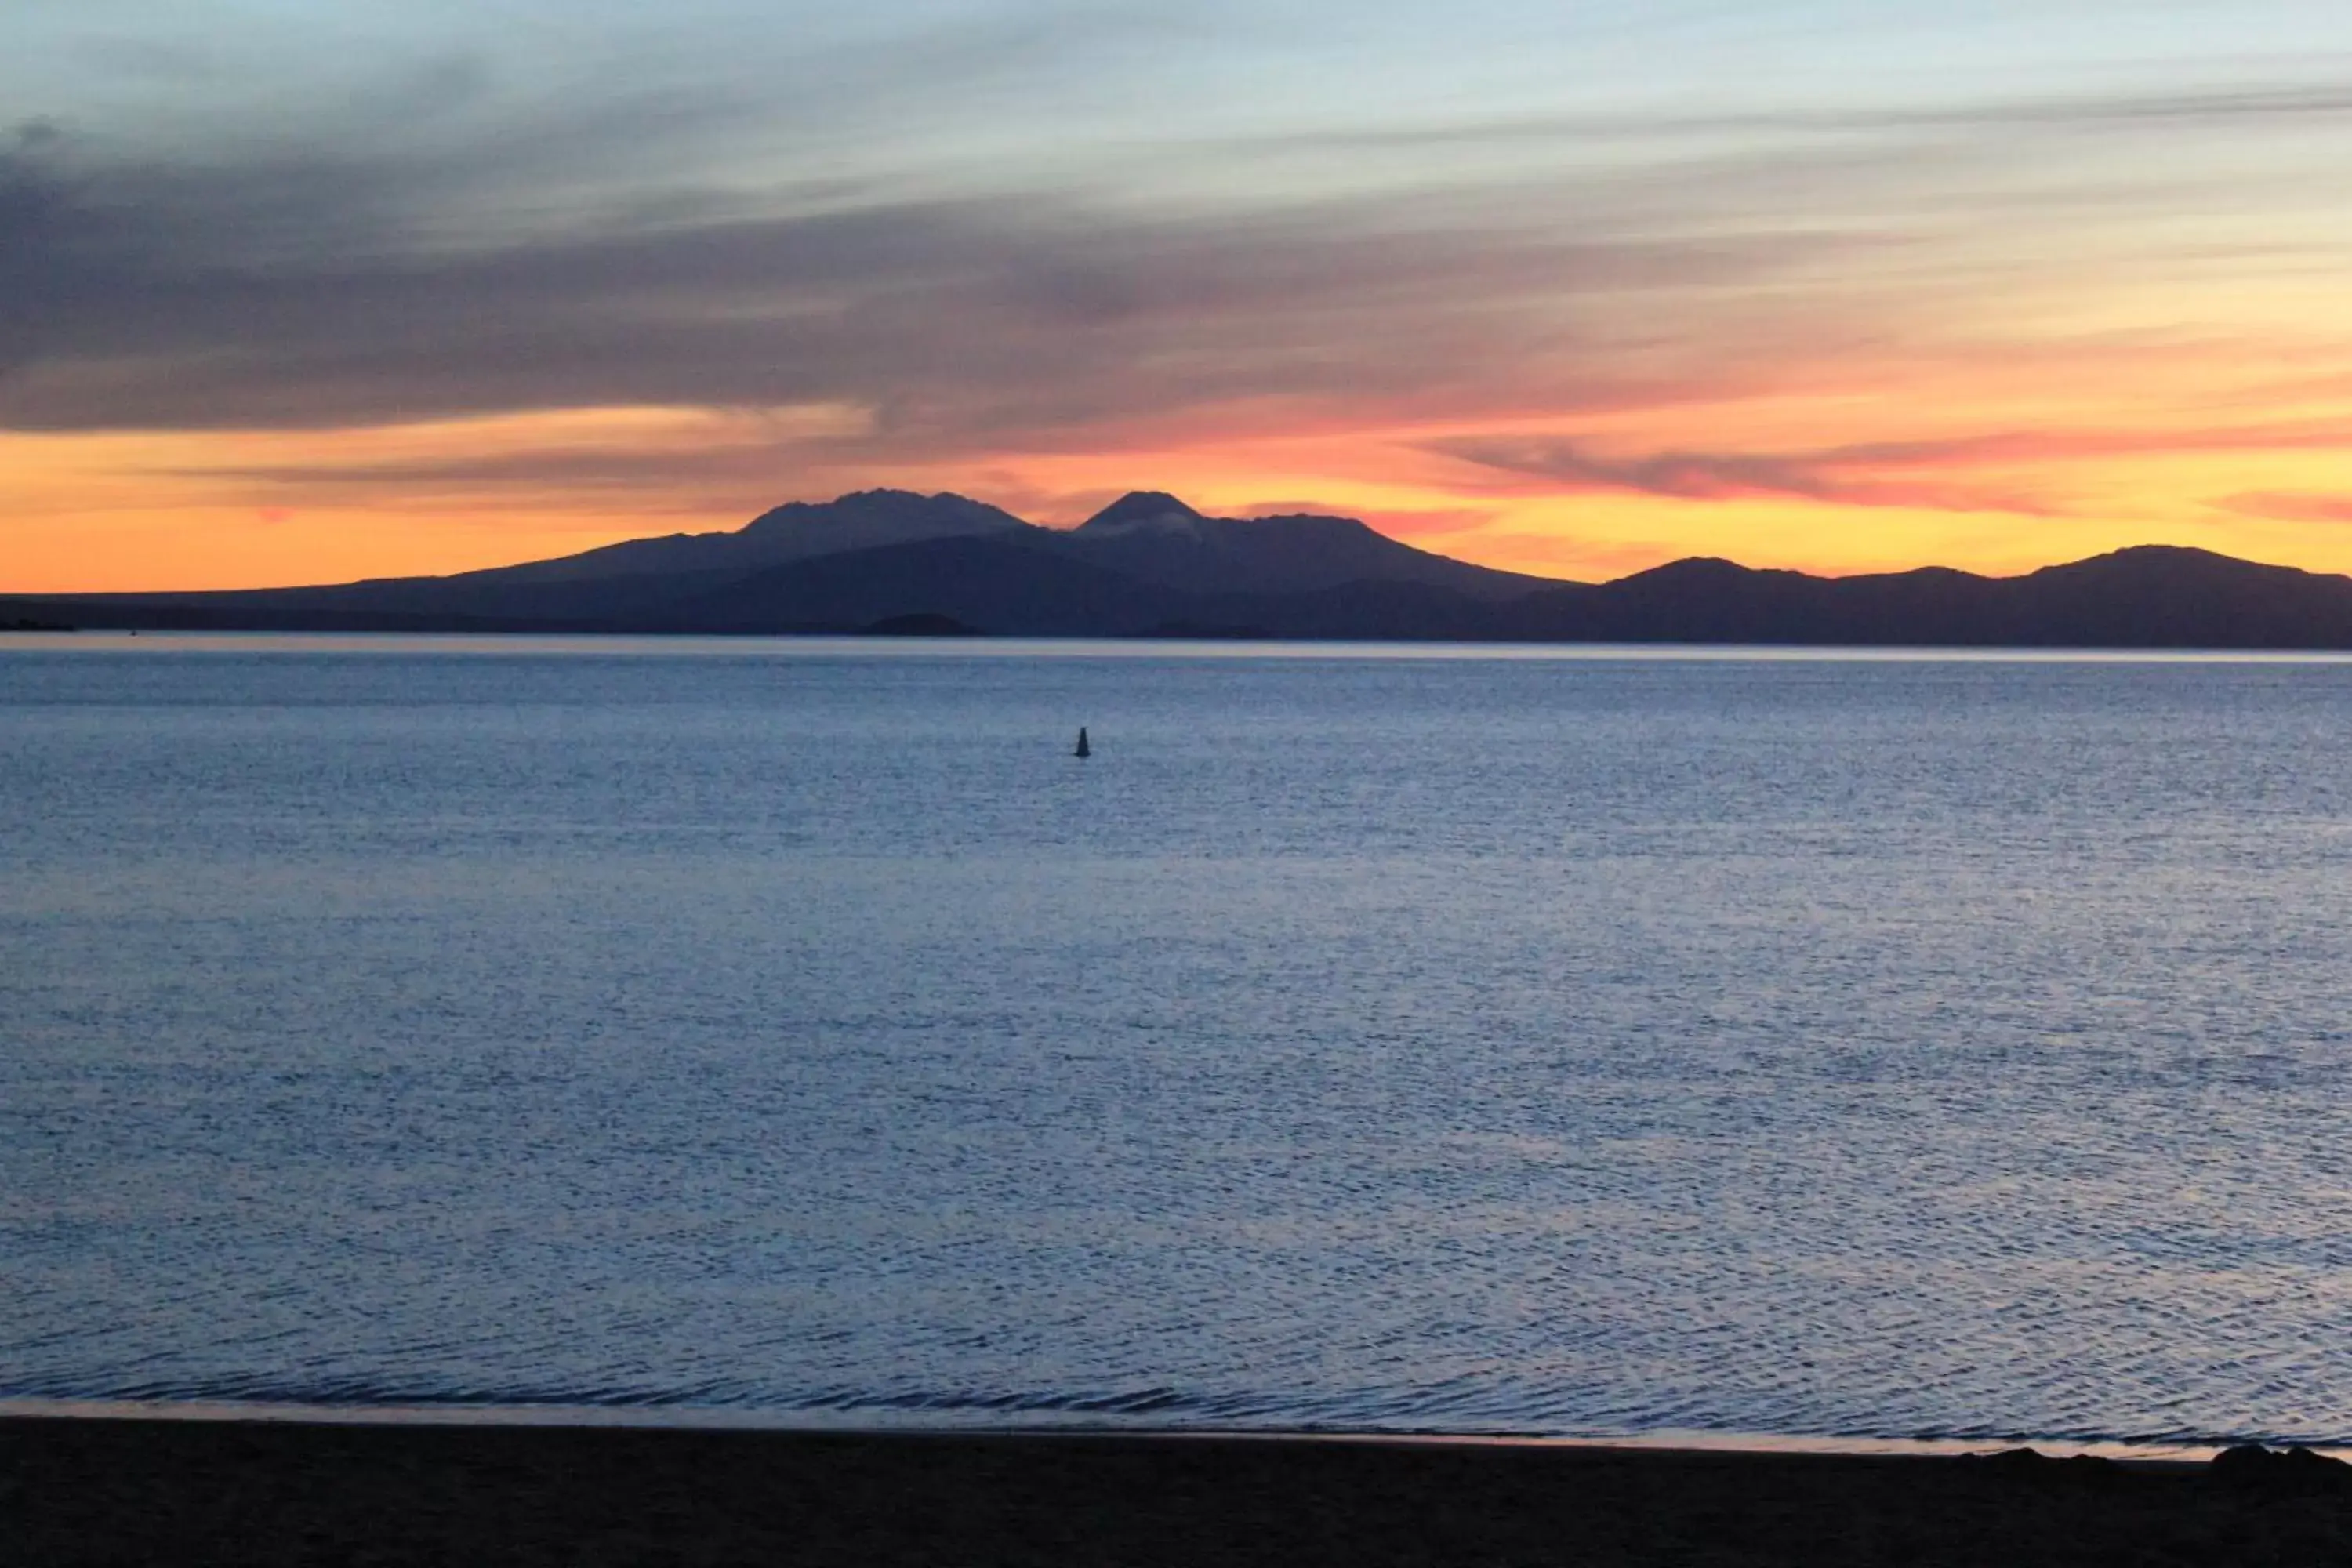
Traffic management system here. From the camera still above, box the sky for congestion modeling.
[9,0,2352,590]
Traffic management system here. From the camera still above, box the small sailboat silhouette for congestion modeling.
[1074,726,1091,758]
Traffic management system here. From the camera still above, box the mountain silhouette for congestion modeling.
[466,490,1038,585]
[1076,492,1206,532]
[12,493,2352,648]
[1495,545,2352,648]
[1058,492,1539,601]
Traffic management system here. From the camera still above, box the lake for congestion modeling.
[5,634,2351,1449]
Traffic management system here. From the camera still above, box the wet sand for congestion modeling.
[5,1416,2350,1565]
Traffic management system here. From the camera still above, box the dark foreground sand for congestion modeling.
[5,1417,2350,1566]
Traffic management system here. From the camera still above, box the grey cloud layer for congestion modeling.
[7,44,2352,457]
[0,118,1810,448]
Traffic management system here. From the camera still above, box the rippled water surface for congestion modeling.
[6,635,2352,1446]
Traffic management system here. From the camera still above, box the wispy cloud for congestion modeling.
[1429,418,2352,516]
[1244,78,2352,154]
[13,27,2352,459]
[0,121,1817,450]
[1425,434,2063,514]
[2219,492,2352,525]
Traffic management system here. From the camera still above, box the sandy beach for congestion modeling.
[5,1416,2349,1566]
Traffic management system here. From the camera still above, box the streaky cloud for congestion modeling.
[1241,77,2352,154]
[0,123,1811,446]
[1427,434,2063,515]
[1432,419,2352,515]
[2220,492,2352,525]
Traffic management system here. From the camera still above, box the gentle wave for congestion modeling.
[2,1374,2346,1455]
[11,646,2352,1452]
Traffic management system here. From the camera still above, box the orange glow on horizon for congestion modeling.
[17,0,2352,598]
[10,336,2352,593]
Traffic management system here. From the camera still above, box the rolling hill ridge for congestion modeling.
[12,489,2352,649]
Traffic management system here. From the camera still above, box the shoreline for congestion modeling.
[9,1410,2350,1566]
[20,627,2352,665]
[5,1394,2325,1465]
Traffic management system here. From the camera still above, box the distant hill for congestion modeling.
[10,491,2352,649]
[1055,492,1540,601]
[461,489,1039,585]
[1497,546,2352,648]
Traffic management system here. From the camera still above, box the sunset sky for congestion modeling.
[9,1,2352,591]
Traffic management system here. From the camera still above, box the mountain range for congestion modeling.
[13,488,2352,649]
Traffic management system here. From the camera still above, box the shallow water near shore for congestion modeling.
[11,1394,2332,1466]
[7,635,2352,1448]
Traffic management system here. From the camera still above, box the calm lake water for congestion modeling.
[6,634,2352,1448]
